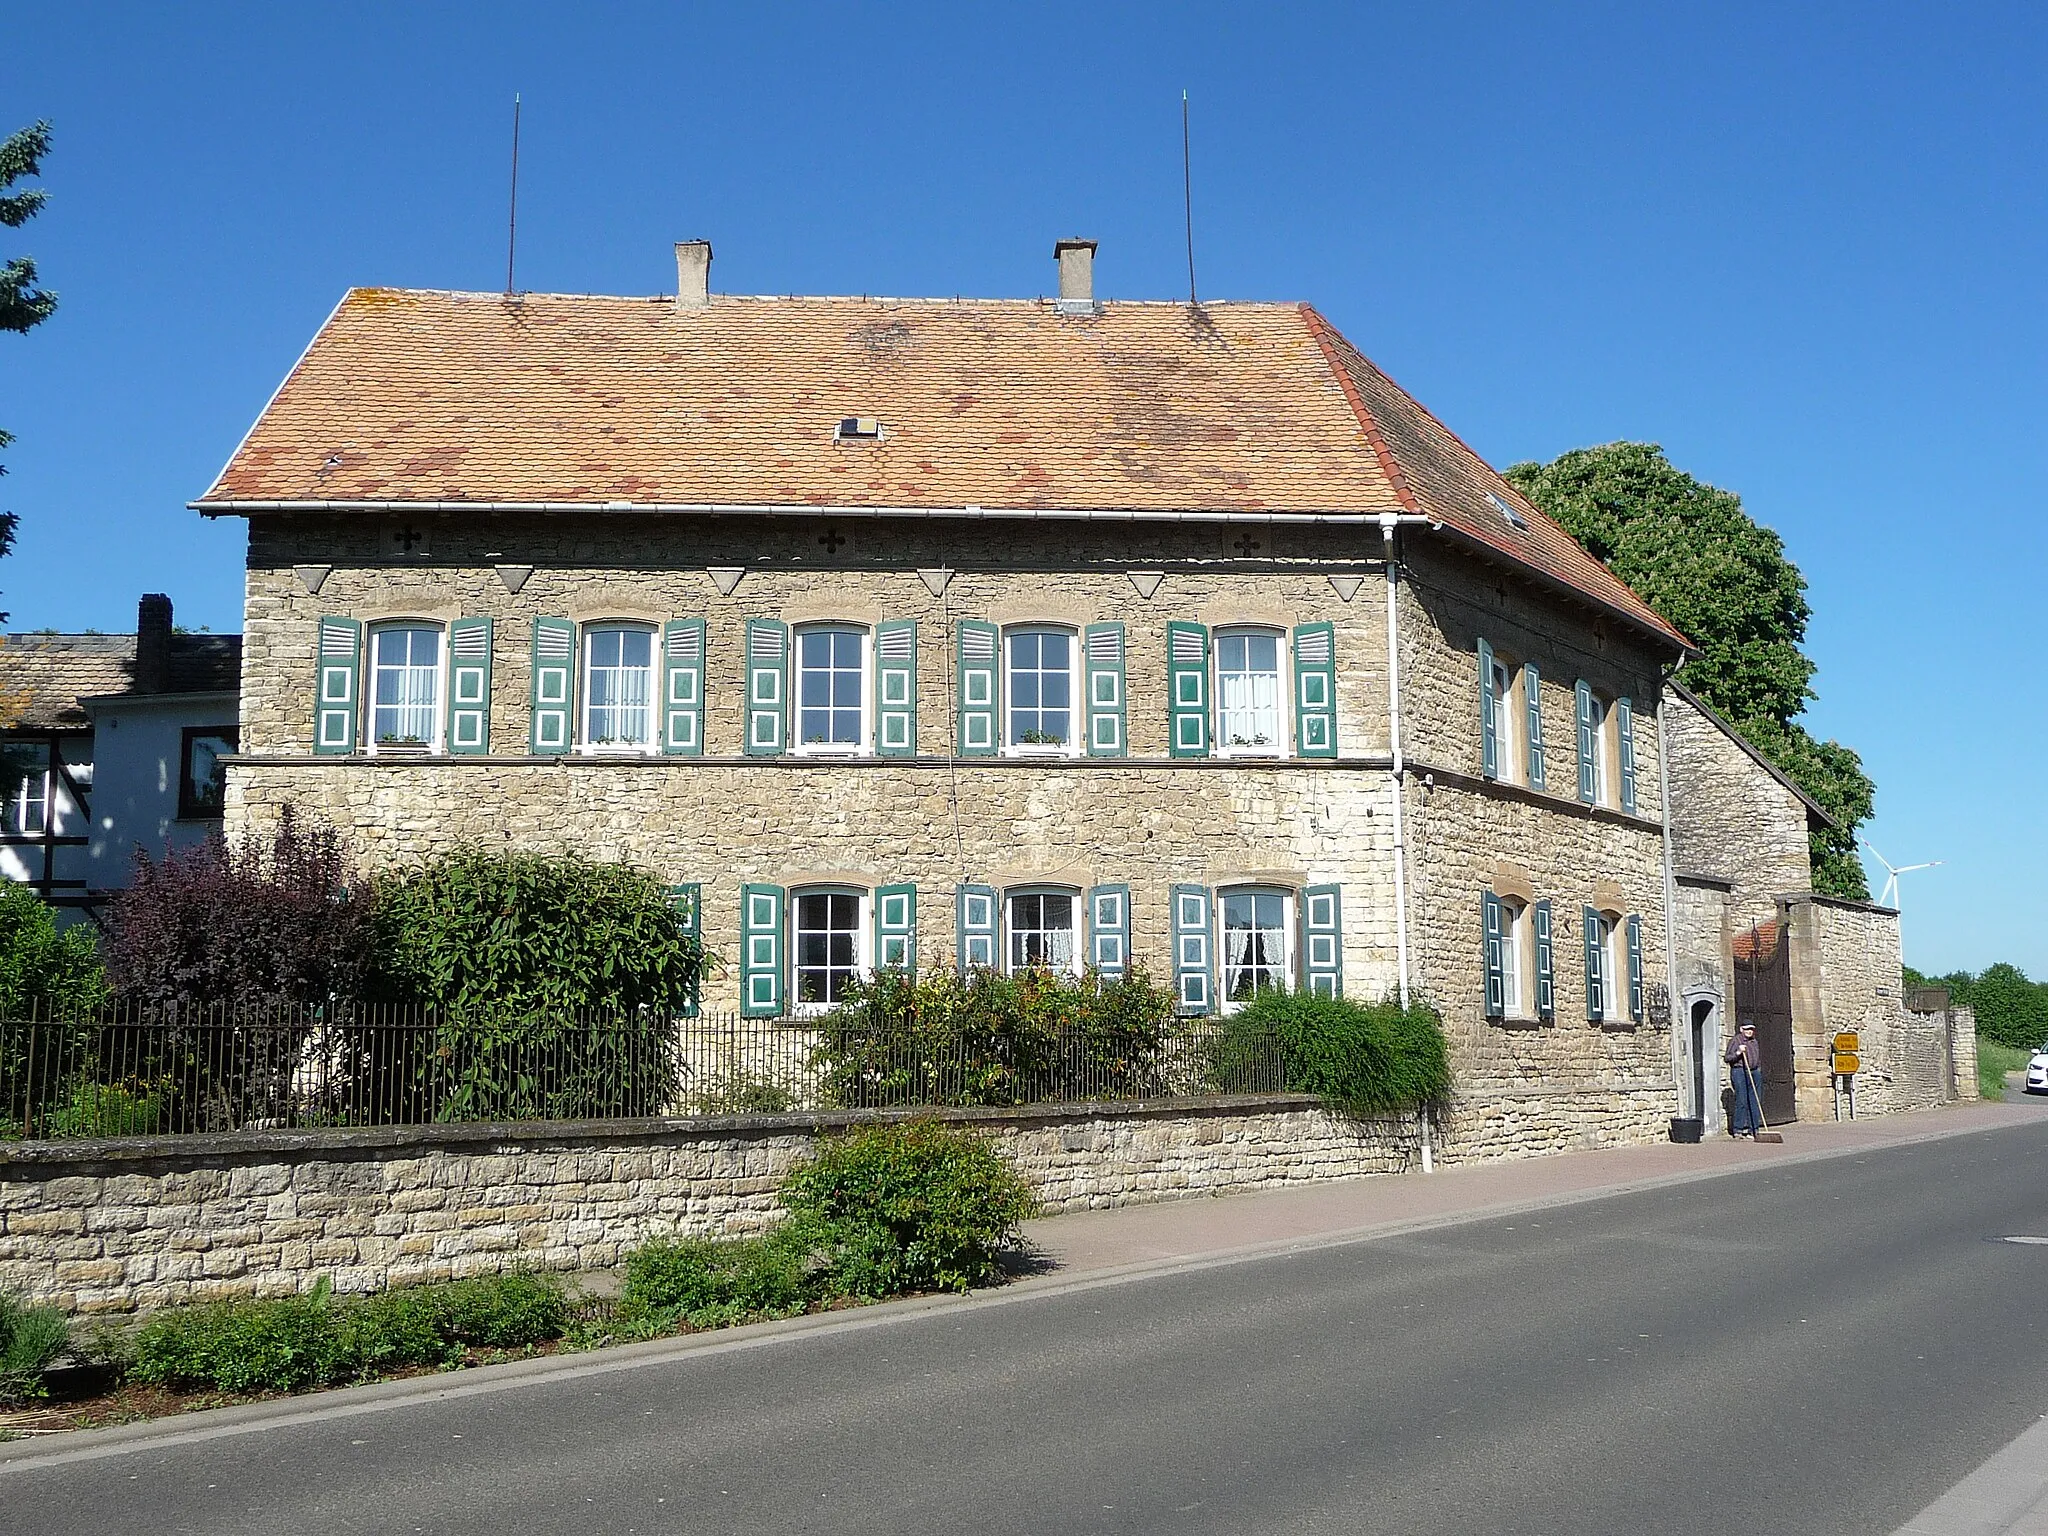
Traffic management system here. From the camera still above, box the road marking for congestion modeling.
[1997,1236,2048,1246]
[1893,1414,2048,1534]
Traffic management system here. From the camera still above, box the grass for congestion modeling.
[1977,1036,2034,1101]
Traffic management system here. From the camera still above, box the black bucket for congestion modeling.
[1669,1117,1704,1144]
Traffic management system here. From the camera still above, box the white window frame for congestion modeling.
[1214,626,1288,759]
[1589,908,1626,1023]
[1219,885,1296,1009]
[1003,886,1081,976]
[1003,626,1082,757]
[792,623,871,757]
[790,885,871,1013]
[1589,692,1612,806]
[1499,895,1528,1018]
[2,743,51,836]
[581,622,659,756]
[367,622,446,756]
[1490,655,1518,783]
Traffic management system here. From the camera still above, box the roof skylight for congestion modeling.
[1486,491,1528,530]
[836,417,882,441]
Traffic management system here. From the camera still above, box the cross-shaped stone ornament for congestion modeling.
[819,527,846,554]
[1234,532,1263,557]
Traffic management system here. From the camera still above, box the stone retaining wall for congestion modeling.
[0,1096,1428,1315]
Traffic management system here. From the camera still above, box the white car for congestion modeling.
[2026,1050,2048,1095]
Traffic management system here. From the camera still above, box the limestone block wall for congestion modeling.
[1664,689,1812,924]
[1672,875,1733,1127]
[1398,542,1669,822]
[241,515,1397,762]
[0,1098,1429,1314]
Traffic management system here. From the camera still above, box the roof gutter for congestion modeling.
[188,499,1410,525]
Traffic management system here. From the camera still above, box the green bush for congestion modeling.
[0,1289,70,1403]
[359,850,704,1123]
[0,884,105,1017]
[42,1079,168,1138]
[780,1119,1040,1294]
[814,965,1177,1108]
[617,1231,814,1331]
[132,1272,568,1394]
[1210,991,1452,1117]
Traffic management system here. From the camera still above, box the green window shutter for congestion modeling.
[1533,899,1555,1022]
[1166,622,1211,758]
[956,883,998,971]
[744,619,788,756]
[1087,884,1131,978]
[874,883,917,972]
[446,617,493,755]
[1478,637,1497,779]
[1626,913,1645,1024]
[1617,695,1637,814]
[1084,622,1127,757]
[1574,679,1597,804]
[529,617,575,755]
[1583,905,1604,1021]
[956,620,1000,757]
[875,620,918,758]
[740,883,785,1017]
[1524,662,1546,789]
[314,617,362,755]
[1171,883,1214,1014]
[669,883,702,1018]
[1482,890,1505,1020]
[1293,623,1338,759]
[662,619,706,757]
[1303,883,1343,997]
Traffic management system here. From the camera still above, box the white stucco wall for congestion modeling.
[82,692,238,888]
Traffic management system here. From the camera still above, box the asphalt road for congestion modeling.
[12,1118,2048,1536]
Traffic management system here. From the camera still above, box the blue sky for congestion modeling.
[2,2,2040,974]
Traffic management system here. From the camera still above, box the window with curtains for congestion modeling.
[1215,628,1284,755]
[583,625,656,751]
[1220,887,1293,1003]
[1,742,49,835]
[1005,628,1077,750]
[368,624,442,752]
[795,625,867,752]
[792,888,865,1007]
[1586,692,1611,805]
[1005,889,1078,973]
[1489,654,1518,782]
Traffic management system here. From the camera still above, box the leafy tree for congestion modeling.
[0,121,56,626]
[1504,442,1876,898]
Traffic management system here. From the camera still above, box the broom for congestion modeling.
[1740,1058,1785,1144]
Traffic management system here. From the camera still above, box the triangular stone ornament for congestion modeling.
[495,564,535,595]
[707,567,747,597]
[1127,570,1165,600]
[294,564,332,596]
[916,567,955,598]
[1327,574,1366,603]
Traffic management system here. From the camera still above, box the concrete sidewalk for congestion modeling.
[1023,1094,2048,1277]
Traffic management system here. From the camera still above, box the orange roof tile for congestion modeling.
[199,287,1685,648]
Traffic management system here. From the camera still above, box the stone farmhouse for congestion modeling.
[189,238,1955,1157]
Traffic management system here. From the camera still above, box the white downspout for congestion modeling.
[1381,512,1429,1172]
[1657,686,1685,1123]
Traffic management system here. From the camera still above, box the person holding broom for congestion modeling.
[1726,1022,1764,1139]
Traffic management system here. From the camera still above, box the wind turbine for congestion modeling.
[1861,840,1944,910]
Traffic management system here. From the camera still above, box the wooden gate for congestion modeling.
[1733,921,1797,1124]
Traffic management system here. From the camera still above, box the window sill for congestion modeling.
[578,746,658,759]
[1490,1014,1551,1030]
[1003,745,1082,761]
[792,746,870,760]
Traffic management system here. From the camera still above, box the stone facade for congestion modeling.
[228,512,1685,1154]
[0,1098,1428,1314]
[1663,685,1814,925]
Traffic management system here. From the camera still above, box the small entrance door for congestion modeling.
[1733,922,1797,1124]
[1689,999,1712,1121]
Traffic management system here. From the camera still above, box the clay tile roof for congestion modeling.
[1732,920,1780,962]
[0,634,242,730]
[200,286,1685,647]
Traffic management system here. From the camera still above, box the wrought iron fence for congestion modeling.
[0,1001,1290,1141]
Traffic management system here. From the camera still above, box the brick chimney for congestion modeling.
[1054,238,1098,315]
[135,593,172,694]
[675,240,712,309]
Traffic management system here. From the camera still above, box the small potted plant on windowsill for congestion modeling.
[376,733,431,757]
[1013,729,1071,756]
